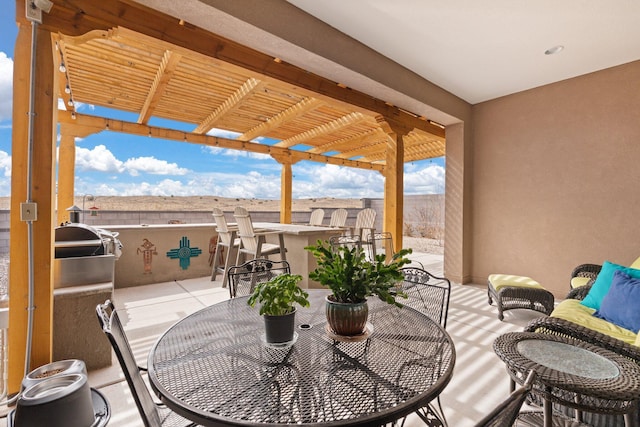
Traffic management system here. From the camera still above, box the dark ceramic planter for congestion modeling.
[263,309,296,343]
[325,295,368,336]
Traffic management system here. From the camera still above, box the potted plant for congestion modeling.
[247,273,310,344]
[305,240,412,336]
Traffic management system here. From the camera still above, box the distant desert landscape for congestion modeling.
[0,195,443,254]
[0,196,364,212]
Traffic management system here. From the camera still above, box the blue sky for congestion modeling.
[0,2,445,199]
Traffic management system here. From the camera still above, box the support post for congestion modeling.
[57,132,76,225]
[383,131,406,253]
[280,162,292,224]
[9,5,57,393]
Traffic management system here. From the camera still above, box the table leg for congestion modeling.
[624,401,638,427]
[543,396,552,427]
[278,233,287,261]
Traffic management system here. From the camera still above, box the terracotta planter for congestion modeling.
[263,309,296,343]
[325,295,368,336]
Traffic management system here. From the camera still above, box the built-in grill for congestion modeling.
[53,223,122,288]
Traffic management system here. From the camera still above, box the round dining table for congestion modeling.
[147,290,455,426]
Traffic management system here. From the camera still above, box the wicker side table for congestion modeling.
[494,332,640,427]
[488,274,555,320]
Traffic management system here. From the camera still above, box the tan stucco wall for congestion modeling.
[471,60,640,297]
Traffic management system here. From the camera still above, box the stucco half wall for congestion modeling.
[471,60,640,298]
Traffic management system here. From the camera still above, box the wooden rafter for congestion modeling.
[335,141,387,160]
[194,77,266,134]
[138,49,182,124]
[239,97,324,141]
[309,128,390,155]
[275,112,372,148]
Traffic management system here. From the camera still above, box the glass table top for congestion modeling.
[517,339,620,380]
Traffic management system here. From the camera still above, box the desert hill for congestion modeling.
[0,196,364,211]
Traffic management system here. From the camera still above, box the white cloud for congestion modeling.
[0,52,13,122]
[69,160,445,199]
[206,128,241,139]
[404,164,445,194]
[122,157,188,176]
[204,144,271,160]
[0,150,10,177]
[75,145,190,176]
[75,145,124,173]
[298,164,384,197]
[204,128,272,160]
[0,150,10,196]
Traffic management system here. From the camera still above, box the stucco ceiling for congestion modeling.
[286,0,640,104]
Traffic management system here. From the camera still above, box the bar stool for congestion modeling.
[233,207,287,265]
[211,208,240,288]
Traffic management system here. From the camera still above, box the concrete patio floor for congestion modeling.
[1,251,547,426]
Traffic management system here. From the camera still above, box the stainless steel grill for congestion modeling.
[53,223,121,288]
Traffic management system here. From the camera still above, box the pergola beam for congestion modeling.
[58,111,385,172]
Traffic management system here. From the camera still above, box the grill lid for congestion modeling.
[54,223,121,258]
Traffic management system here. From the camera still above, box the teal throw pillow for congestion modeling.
[581,261,640,310]
[594,270,640,333]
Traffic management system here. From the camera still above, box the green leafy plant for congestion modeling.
[305,240,412,307]
[247,273,310,316]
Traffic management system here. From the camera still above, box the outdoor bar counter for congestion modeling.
[103,222,342,288]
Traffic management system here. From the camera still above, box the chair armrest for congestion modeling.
[570,263,602,280]
[524,316,640,363]
[565,282,594,300]
[252,229,283,236]
[359,227,375,240]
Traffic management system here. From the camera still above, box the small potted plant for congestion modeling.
[247,273,310,344]
[305,240,412,336]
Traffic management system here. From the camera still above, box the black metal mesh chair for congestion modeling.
[400,267,451,328]
[226,259,291,298]
[398,267,452,425]
[473,371,536,427]
[96,300,198,427]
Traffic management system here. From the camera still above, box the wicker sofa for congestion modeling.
[554,256,640,346]
[524,256,640,426]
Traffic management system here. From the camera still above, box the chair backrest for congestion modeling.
[354,208,376,239]
[212,208,233,245]
[227,259,291,297]
[96,300,162,427]
[400,267,451,328]
[473,371,536,427]
[233,206,259,252]
[309,209,325,226]
[329,208,348,228]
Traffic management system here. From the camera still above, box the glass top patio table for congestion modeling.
[493,332,640,427]
[147,290,455,426]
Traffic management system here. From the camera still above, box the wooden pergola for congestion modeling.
[9,0,445,393]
